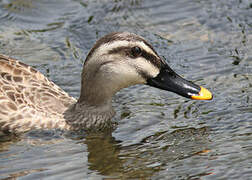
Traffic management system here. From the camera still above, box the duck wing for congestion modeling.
[0,55,76,132]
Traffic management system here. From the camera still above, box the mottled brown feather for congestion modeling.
[0,54,76,133]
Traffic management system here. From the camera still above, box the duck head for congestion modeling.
[79,32,212,106]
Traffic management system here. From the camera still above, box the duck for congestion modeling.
[0,32,212,133]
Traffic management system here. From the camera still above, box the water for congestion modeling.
[0,0,251,179]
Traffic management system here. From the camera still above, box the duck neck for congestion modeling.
[79,61,120,106]
[64,100,116,131]
[64,69,117,130]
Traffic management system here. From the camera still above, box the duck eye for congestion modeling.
[131,46,142,57]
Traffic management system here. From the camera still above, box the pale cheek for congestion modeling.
[102,63,146,86]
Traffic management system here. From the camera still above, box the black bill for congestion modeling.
[147,64,212,100]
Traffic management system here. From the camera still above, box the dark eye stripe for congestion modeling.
[107,46,131,55]
[107,46,162,69]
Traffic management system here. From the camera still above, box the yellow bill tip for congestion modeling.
[191,86,213,100]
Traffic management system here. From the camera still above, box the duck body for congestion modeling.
[0,55,75,132]
[0,32,212,133]
[0,55,116,133]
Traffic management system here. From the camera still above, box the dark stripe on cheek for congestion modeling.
[108,46,162,70]
[131,64,153,80]
[137,69,153,80]
[141,51,161,69]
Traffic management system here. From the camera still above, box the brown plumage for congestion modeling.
[0,55,75,132]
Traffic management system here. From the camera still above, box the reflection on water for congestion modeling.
[84,133,123,176]
[0,127,211,179]
[0,0,251,179]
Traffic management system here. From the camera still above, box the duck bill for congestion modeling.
[147,64,212,100]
